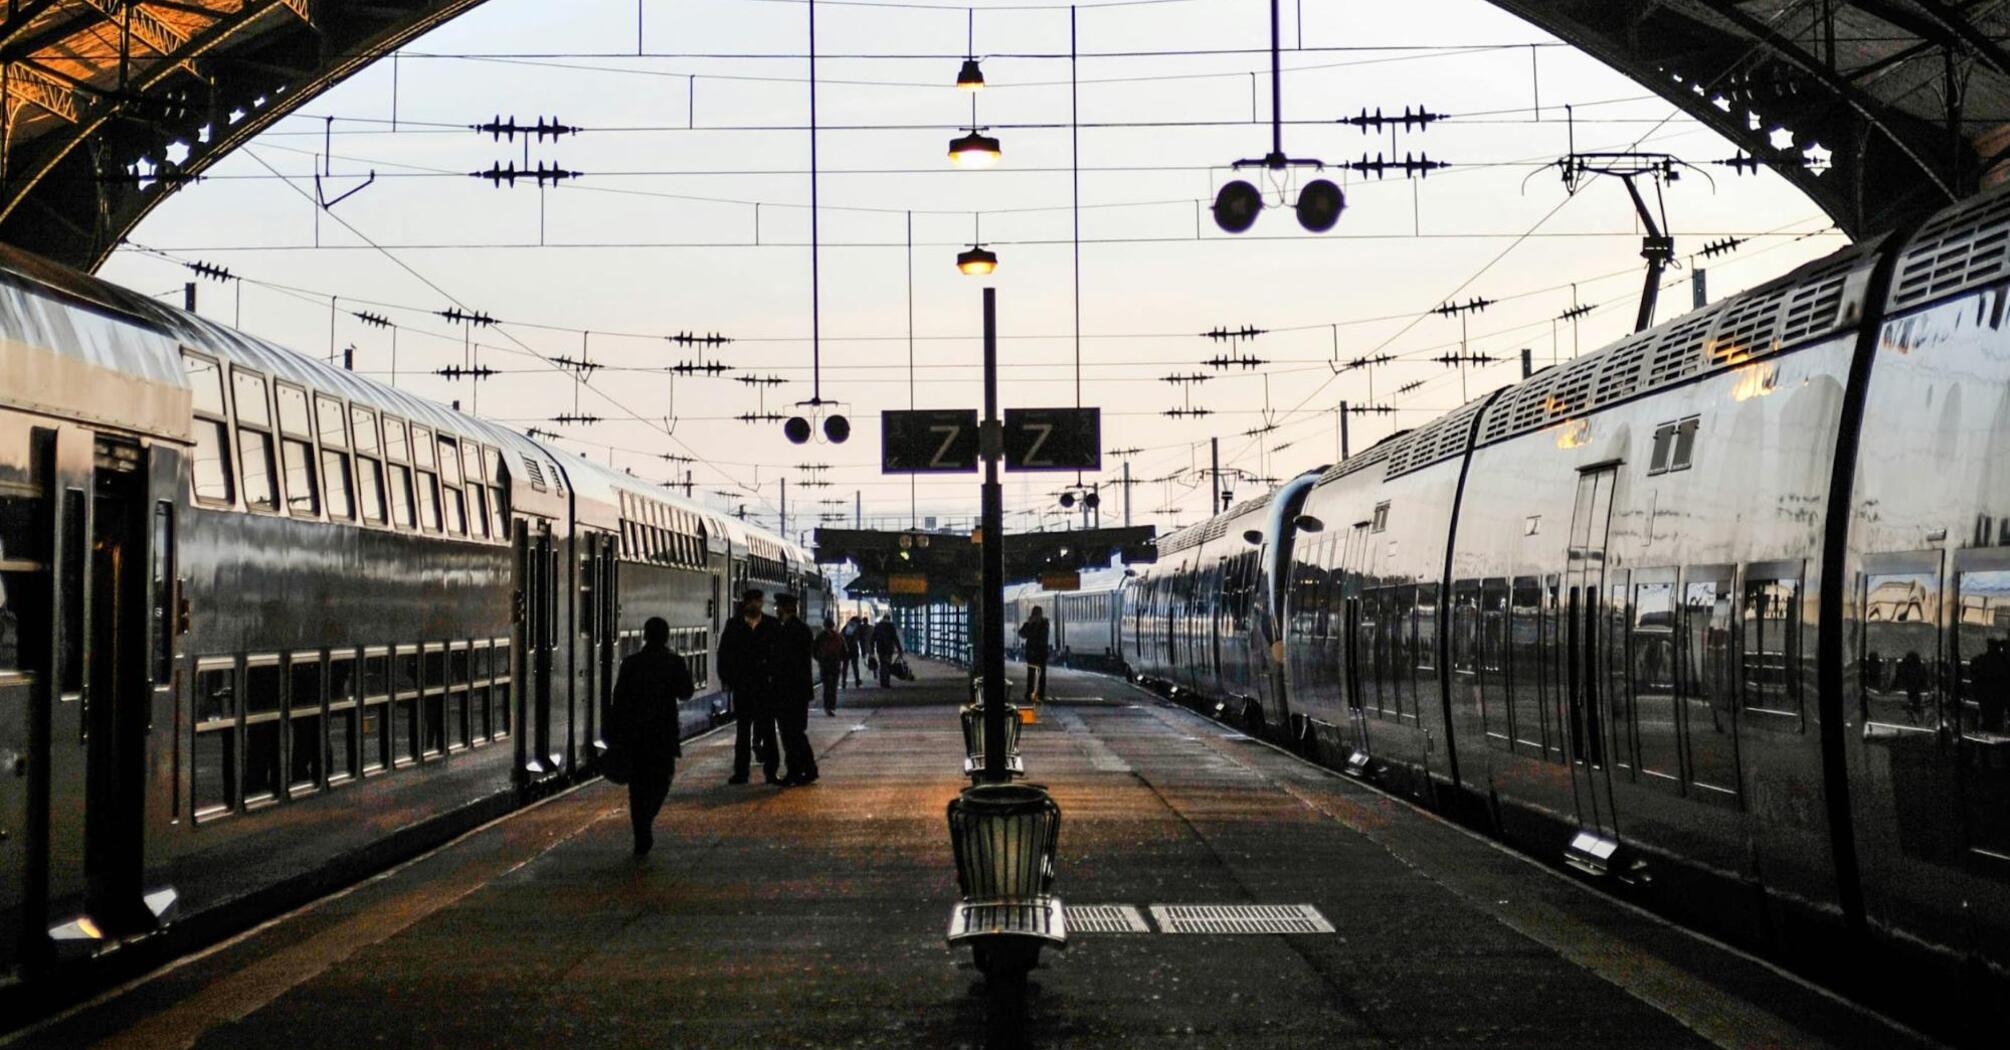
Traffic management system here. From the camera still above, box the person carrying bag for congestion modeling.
[608,616,694,857]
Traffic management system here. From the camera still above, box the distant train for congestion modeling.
[0,246,826,986]
[1014,186,2010,1040]
[1002,580,1123,673]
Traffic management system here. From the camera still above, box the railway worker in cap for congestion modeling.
[719,588,781,785]
[770,593,820,785]
[609,617,694,857]
[1018,606,1051,704]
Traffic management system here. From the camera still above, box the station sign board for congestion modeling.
[1040,571,1082,592]
[1003,407,1100,472]
[888,573,930,596]
[881,409,981,474]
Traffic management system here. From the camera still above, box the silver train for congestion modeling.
[1024,187,2010,1040]
[0,246,827,988]
[1002,580,1123,672]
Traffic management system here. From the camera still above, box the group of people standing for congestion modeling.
[604,593,909,856]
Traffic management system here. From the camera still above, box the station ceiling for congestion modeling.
[0,2,2004,270]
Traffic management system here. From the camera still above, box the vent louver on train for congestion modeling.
[522,455,547,490]
[1888,187,2010,311]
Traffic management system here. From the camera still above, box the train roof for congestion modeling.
[0,241,810,561]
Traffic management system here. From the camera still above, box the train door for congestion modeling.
[583,533,616,762]
[1341,522,1374,758]
[1565,465,1621,843]
[516,518,561,781]
[1,424,51,970]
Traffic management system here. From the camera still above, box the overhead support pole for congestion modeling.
[979,288,1008,783]
[1619,174,1672,333]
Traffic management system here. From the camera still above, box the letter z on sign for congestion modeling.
[880,409,980,474]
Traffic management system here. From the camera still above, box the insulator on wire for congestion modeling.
[353,310,393,329]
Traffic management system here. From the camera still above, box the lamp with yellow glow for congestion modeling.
[948,130,1001,168]
[955,10,985,91]
[956,245,999,276]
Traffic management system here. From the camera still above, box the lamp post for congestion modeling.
[979,287,1008,781]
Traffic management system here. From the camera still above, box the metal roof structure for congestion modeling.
[0,1,487,271]
[1487,0,2010,238]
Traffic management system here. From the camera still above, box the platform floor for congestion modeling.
[9,660,1940,1049]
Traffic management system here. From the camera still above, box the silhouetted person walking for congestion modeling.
[1018,605,1051,703]
[873,614,903,687]
[817,616,846,716]
[772,594,819,784]
[843,614,867,687]
[610,617,693,856]
[719,589,780,784]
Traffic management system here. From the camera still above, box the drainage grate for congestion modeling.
[1148,904,1334,934]
[1063,904,1152,934]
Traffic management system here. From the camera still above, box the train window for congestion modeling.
[275,383,311,437]
[231,370,271,427]
[357,457,387,525]
[1862,568,1941,731]
[244,656,282,805]
[1670,418,1700,471]
[193,661,237,819]
[1631,578,1682,788]
[393,646,420,765]
[1509,577,1547,757]
[1648,423,1675,475]
[493,639,512,738]
[321,449,355,521]
[316,397,348,447]
[183,351,226,416]
[328,654,358,783]
[361,648,391,773]
[440,445,468,537]
[191,419,233,505]
[1954,568,2010,862]
[383,418,410,463]
[1741,570,1804,723]
[1355,588,1383,717]
[439,437,463,487]
[0,453,50,676]
[1681,574,1742,804]
[472,643,493,741]
[387,464,416,530]
[448,643,471,750]
[422,645,447,756]
[415,470,442,532]
[288,655,323,794]
[237,424,278,512]
[351,408,381,454]
[1371,502,1390,533]
[469,485,491,540]
[1479,580,1511,751]
[152,504,174,683]
[411,427,437,470]
[281,436,320,517]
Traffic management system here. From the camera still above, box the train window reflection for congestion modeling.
[289,656,322,793]
[245,658,281,715]
[1742,574,1804,722]
[237,428,277,512]
[0,473,49,676]
[350,407,380,454]
[411,427,437,471]
[243,656,282,804]
[328,655,358,783]
[383,418,409,462]
[1632,580,1681,787]
[182,351,225,416]
[230,370,270,427]
[388,464,415,530]
[322,450,355,521]
[415,472,442,532]
[1682,577,1741,803]
[357,458,387,525]
[1509,578,1546,756]
[1955,570,2010,862]
[192,663,237,819]
[316,397,348,448]
[361,648,390,773]
[275,383,311,437]
[1862,570,1940,730]
[191,420,232,504]
[281,437,319,517]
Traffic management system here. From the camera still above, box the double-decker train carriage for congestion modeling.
[1045,581,1124,673]
[1032,185,2010,1035]
[0,244,822,984]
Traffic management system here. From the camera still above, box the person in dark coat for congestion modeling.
[609,617,694,856]
[1018,605,1051,703]
[842,615,867,687]
[718,588,780,785]
[816,616,847,716]
[872,614,903,688]
[771,593,820,785]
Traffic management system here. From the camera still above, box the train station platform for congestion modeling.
[6,661,1940,1050]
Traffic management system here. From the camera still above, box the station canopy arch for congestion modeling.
[0,1,491,271]
[1,2,2007,269]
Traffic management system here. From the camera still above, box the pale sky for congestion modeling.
[98,0,1848,542]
